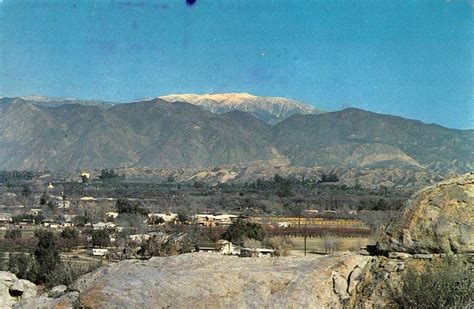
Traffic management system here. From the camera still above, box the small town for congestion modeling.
[0,170,374,266]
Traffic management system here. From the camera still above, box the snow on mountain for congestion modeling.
[159,93,322,124]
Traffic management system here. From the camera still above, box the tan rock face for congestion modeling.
[379,172,474,254]
[14,253,372,308]
[50,253,371,309]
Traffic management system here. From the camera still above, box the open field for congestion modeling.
[286,236,373,255]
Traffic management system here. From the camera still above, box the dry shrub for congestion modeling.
[267,237,293,256]
[392,256,474,308]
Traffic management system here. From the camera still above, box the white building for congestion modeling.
[240,247,275,257]
[194,214,239,226]
[92,222,116,230]
[129,234,151,242]
[217,240,241,255]
[148,213,178,223]
[91,248,108,256]
[0,213,12,223]
[106,211,119,219]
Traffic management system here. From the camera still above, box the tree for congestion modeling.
[34,230,61,284]
[319,173,339,183]
[8,253,36,282]
[91,229,110,248]
[74,215,88,226]
[116,199,149,215]
[60,227,80,250]
[98,169,119,179]
[274,174,284,183]
[4,228,22,239]
[21,184,32,197]
[81,174,89,183]
[277,179,293,198]
[12,214,40,224]
[61,227,79,240]
[222,219,266,245]
[177,212,189,224]
[40,191,49,205]
[149,216,165,225]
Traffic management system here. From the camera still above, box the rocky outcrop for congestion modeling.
[0,272,37,309]
[14,291,80,309]
[378,172,473,254]
[354,173,474,307]
[16,253,371,309]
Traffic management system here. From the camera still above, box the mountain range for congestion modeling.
[0,94,472,173]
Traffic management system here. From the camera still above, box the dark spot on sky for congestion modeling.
[132,20,139,30]
[155,3,169,9]
[119,2,146,9]
[186,0,197,6]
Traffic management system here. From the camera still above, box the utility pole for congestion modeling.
[304,222,307,256]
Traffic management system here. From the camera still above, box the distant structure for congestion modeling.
[81,171,90,179]
[81,171,90,183]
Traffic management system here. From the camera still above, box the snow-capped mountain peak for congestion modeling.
[159,93,321,124]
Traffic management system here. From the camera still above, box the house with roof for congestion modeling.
[216,240,241,255]
[148,213,178,223]
[92,221,116,230]
[240,247,275,257]
[0,213,12,223]
[194,214,239,227]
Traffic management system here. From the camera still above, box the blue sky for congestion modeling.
[0,0,472,129]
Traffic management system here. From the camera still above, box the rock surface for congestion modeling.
[14,291,79,309]
[379,172,474,254]
[16,253,370,309]
[0,272,37,309]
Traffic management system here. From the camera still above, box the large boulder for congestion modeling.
[17,253,371,308]
[378,172,473,254]
[0,272,37,309]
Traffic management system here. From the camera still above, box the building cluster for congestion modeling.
[197,239,274,257]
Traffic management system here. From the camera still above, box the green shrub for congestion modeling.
[91,229,110,248]
[392,256,474,308]
[4,228,22,239]
[61,227,79,240]
[8,252,36,282]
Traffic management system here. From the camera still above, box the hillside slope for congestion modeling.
[272,108,473,174]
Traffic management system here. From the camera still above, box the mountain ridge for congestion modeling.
[0,95,472,173]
